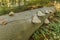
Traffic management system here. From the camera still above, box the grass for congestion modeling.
[30,11,60,40]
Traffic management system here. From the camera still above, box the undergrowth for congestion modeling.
[30,11,60,40]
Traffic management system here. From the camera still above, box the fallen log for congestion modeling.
[0,7,56,40]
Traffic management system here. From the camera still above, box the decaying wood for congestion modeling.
[0,7,56,40]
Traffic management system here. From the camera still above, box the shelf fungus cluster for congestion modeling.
[32,10,46,24]
[32,7,55,24]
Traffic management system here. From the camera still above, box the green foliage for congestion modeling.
[0,0,54,15]
[31,11,60,40]
[0,6,10,15]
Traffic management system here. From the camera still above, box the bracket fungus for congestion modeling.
[32,14,41,24]
[48,9,53,13]
[9,11,14,16]
[0,18,7,25]
[37,11,46,16]
[45,10,50,14]
[44,19,50,24]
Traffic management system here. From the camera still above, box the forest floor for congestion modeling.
[0,0,60,40]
